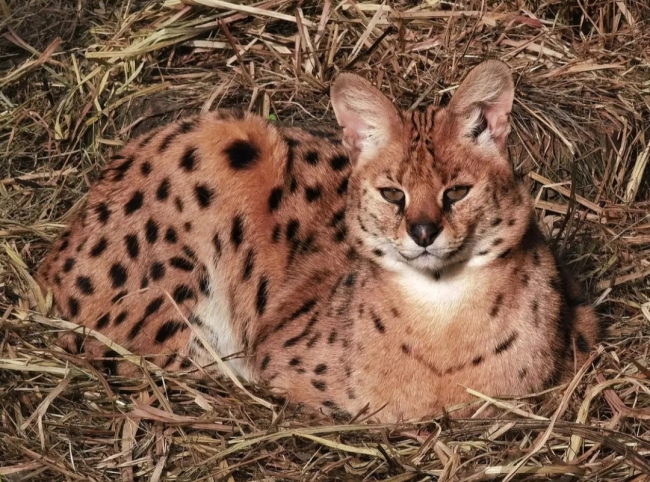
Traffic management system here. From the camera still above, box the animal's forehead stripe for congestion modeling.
[395,107,438,181]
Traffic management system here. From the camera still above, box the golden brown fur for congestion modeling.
[37,61,601,422]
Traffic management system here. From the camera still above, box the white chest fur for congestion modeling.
[394,263,488,330]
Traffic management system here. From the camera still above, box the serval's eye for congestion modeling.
[380,188,405,204]
[443,186,470,204]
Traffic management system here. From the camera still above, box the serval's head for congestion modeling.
[331,60,530,275]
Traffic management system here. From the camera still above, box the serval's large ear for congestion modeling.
[330,73,403,165]
[446,60,514,151]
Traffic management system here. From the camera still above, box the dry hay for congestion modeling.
[1,0,649,480]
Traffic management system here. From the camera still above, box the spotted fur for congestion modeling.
[37,61,601,422]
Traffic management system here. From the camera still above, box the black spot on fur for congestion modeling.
[102,350,119,375]
[194,184,213,207]
[492,238,504,246]
[199,273,210,295]
[283,313,319,348]
[372,314,386,334]
[323,401,345,415]
[158,120,197,152]
[328,330,338,344]
[189,314,204,327]
[288,299,317,323]
[576,333,590,353]
[59,239,69,251]
[162,354,177,369]
[271,225,281,243]
[109,263,128,288]
[305,151,319,165]
[111,157,134,182]
[68,297,80,317]
[499,248,512,259]
[285,140,296,175]
[169,256,194,271]
[124,191,144,215]
[181,147,198,171]
[145,219,158,244]
[179,118,198,133]
[305,185,322,202]
[491,217,502,227]
[478,250,489,256]
[184,222,192,232]
[156,178,170,200]
[125,234,139,258]
[72,335,83,354]
[261,354,271,370]
[150,262,165,280]
[140,162,152,176]
[96,313,110,329]
[284,137,299,148]
[314,364,327,374]
[311,380,326,391]
[289,177,298,193]
[256,277,268,315]
[333,226,347,243]
[140,276,149,289]
[95,202,111,224]
[111,290,127,304]
[76,276,94,295]
[139,130,157,148]
[90,238,108,257]
[518,367,528,379]
[550,276,562,292]
[243,249,255,280]
[330,155,349,171]
[144,296,165,318]
[306,332,321,348]
[63,258,75,272]
[495,332,519,354]
[289,357,301,366]
[472,356,483,365]
[174,197,184,212]
[522,273,530,286]
[268,187,283,212]
[213,233,222,256]
[165,227,177,243]
[231,216,244,249]
[336,177,348,196]
[330,209,345,226]
[307,128,340,142]
[286,220,299,241]
[155,320,184,343]
[225,139,259,169]
[372,249,384,257]
[114,311,128,325]
[490,294,504,317]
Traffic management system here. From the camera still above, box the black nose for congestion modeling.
[408,222,441,247]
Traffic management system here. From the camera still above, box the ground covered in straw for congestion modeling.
[1,0,649,480]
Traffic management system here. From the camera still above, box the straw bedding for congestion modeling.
[1,0,649,480]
